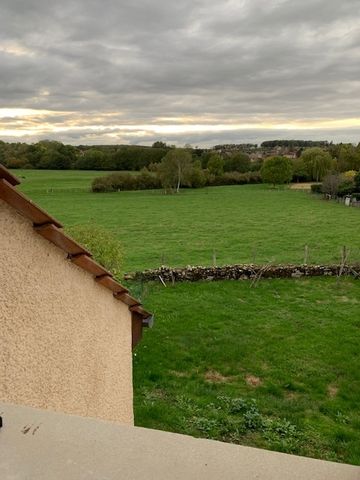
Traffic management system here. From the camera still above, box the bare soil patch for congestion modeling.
[204,370,235,383]
[245,374,263,387]
[335,295,358,304]
[327,385,338,398]
[290,182,315,190]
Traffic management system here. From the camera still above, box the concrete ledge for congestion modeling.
[0,402,359,480]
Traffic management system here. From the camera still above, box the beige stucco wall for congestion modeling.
[0,199,134,425]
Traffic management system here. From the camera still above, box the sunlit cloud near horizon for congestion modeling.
[1,0,360,146]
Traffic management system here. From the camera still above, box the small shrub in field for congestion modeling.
[67,224,123,278]
[209,171,261,186]
[136,169,162,189]
[92,175,115,192]
[108,172,137,190]
[92,170,161,192]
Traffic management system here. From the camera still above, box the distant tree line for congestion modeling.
[0,139,261,174]
[0,140,170,171]
[2,139,360,193]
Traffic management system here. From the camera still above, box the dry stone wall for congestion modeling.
[125,264,360,283]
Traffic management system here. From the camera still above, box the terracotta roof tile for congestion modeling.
[0,164,20,186]
[115,292,140,307]
[0,179,62,228]
[71,253,111,278]
[35,223,91,256]
[95,275,128,295]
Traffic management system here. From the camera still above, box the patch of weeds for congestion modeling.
[175,395,200,415]
[217,395,301,452]
[229,397,252,414]
[218,418,247,442]
[243,405,264,430]
[141,387,167,406]
[206,402,223,413]
[191,417,219,437]
[262,418,302,453]
[217,396,256,414]
[335,411,350,425]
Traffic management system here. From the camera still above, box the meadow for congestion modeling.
[134,278,360,465]
[12,169,360,464]
[15,169,360,271]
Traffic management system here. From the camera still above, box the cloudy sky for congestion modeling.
[1,0,360,146]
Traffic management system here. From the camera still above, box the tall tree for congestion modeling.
[224,152,250,172]
[337,144,360,171]
[260,156,293,186]
[158,148,193,193]
[207,153,224,176]
[301,148,333,182]
[152,141,167,148]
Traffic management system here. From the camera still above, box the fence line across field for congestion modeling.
[158,245,360,271]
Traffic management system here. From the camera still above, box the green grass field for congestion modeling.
[13,169,122,193]
[134,278,360,465]
[10,169,360,464]
[14,169,360,271]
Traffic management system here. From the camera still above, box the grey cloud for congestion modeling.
[0,0,360,145]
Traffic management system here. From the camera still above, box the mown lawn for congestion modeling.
[13,169,360,271]
[134,277,360,465]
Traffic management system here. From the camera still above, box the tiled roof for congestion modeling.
[0,164,153,348]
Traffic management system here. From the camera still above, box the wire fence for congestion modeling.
[154,245,360,270]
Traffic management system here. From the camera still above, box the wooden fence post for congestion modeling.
[212,249,217,266]
[304,245,309,264]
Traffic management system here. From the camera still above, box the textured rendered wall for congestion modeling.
[0,200,134,424]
